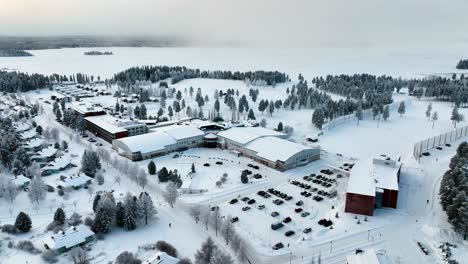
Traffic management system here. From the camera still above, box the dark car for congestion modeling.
[296,200,304,206]
[231,217,239,223]
[301,212,310,217]
[247,199,256,205]
[283,217,292,223]
[272,242,284,250]
[242,206,251,211]
[271,211,280,217]
[229,198,238,204]
[241,197,250,202]
[285,230,295,237]
[295,208,303,213]
[211,206,219,211]
[303,227,312,234]
[271,222,284,230]
[446,143,451,147]
[257,204,265,210]
[216,161,223,165]
[204,163,210,166]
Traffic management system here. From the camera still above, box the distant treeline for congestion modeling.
[408,74,468,106]
[84,51,113,56]
[0,71,50,93]
[456,59,468,70]
[112,65,289,86]
[0,36,184,50]
[0,49,33,57]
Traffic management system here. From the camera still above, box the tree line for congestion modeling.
[456,59,468,70]
[112,65,288,86]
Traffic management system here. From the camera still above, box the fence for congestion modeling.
[322,99,412,131]
[413,125,468,161]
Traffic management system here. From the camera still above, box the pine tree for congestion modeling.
[247,109,256,120]
[92,208,112,233]
[138,192,157,225]
[148,160,156,175]
[355,105,363,125]
[15,211,32,232]
[124,207,137,231]
[431,111,438,128]
[277,122,283,131]
[115,201,126,227]
[194,237,218,264]
[382,105,390,121]
[92,194,101,212]
[425,103,432,121]
[191,163,196,173]
[53,208,66,225]
[398,101,406,117]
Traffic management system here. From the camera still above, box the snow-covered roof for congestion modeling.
[85,115,128,134]
[25,138,45,148]
[114,131,177,154]
[204,133,218,139]
[21,129,37,140]
[246,137,315,162]
[60,175,92,188]
[70,102,104,115]
[346,249,380,264]
[33,146,57,158]
[115,125,204,154]
[160,126,205,140]
[10,175,30,186]
[43,225,95,250]
[347,156,401,196]
[14,122,31,132]
[44,154,73,170]
[218,127,285,145]
[143,252,180,264]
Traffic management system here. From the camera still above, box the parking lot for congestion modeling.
[219,163,354,253]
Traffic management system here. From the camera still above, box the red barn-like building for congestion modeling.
[345,155,402,216]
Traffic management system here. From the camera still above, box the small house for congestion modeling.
[143,252,180,264]
[43,225,95,254]
[58,174,92,189]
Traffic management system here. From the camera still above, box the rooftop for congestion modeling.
[218,127,285,145]
[346,249,380,264]
[246,136,314,162]
[43,225,95,250]
[143,252,180,264]
[84,115,132,134]
[347,155,402,196]
[70,102,105,115]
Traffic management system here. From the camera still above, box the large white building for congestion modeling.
[218,127,320,171]
[112,125,205,161]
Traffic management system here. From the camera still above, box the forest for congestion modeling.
[112,65,288,86]
[439,142,468,239]
[0,71,50,93]
[0,49,33,57]
[456,59,468,70]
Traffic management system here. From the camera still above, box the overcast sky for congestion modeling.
[0,0,467,47]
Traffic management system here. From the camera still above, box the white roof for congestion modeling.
[21,129,37,140]
[347,249,380,264]
[144,252,180,264]
[45,154,73,170]
[33,146,57,158]
[85,115,128,134]
[60,175,92,188]
[115,131,177,154]
[15,122,31,132]
[43,225,95,250]
[70,102,104,115]
[160,126,204,140]
[347,157,401,196]
[115,126,204,154]
[10,175,30,186]
[246,137,314,162]
[26,138,45,148]
[218,127,285,145]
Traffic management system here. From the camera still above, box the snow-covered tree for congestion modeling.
[431,111,439,128]
[28,175,46,205]
[92,208,112,234]
[211,249,234,264]
[382,105,390,121]
[425,103,432,121]
[15,211,32,232]
[137,192,157,225]
[163,182,179,208]
[3,181,19,203]
[397,101,406,117]
[81,150,101,177]
[53,208,66,225]
[194,237,217,264]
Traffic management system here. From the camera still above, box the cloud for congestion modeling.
[0,0,467,47]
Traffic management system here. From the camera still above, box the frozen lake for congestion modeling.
[1,45,468,79]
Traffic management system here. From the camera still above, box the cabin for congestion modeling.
[43,225,95,254]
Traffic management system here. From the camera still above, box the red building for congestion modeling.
[345,156,402,216]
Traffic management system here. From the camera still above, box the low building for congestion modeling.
[70,102,106,117]
[58,175,92,189]
[345,155,402,216]
[113,125,205,161]
[143,252,180,264]
[41,155,77,176]
[84,115,148,143]
[218,127,320,171]
[42,225,95,254]
[347,249,380,264]
[30,146,57,162]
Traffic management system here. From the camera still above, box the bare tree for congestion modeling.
[201,206,211,231]
[190,205,202,223]
[69,247,89,264]
[163,182,179,208]
[28,175,46,205]
[210,208,222,237]
[137,192,157,225]
[220,216,233,245]
[137,169,148,189]
[4,181,19,203]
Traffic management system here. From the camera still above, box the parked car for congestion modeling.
[242,206,251,211]
[294,208,303,213]
[272,242,284,250]
[296,200,304,206]
[247,199,256,205]
[271,211,280,217]
[285,230,295,237]
[271,222,284,230]
[216,161,223,165]
[257,204,265,210]
[231,217,239,223]
[303,227,312,234]
[282,217,292,223]
[301,212,310,217]
[172,154,179,158]
[204,163,210,166]
[241,197,250,202]
[229,198,238,204]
